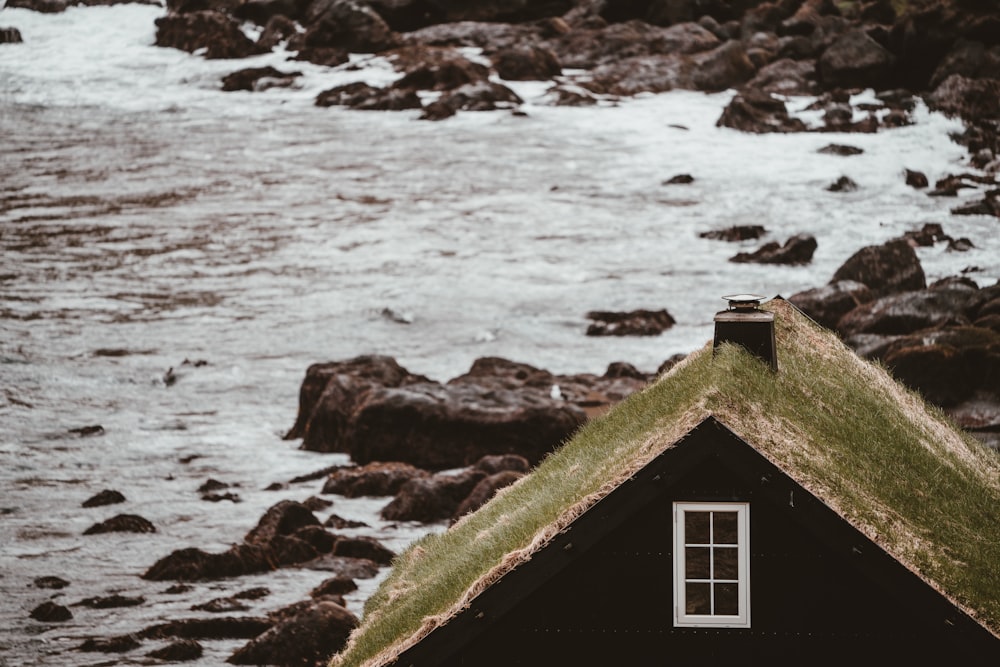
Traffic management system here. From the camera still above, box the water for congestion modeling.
[1,5,997,665]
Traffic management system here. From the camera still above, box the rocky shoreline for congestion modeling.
[7,0,999,664]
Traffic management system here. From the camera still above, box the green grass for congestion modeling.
[330,299,1000,667]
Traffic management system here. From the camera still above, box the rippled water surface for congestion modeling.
[1,5,998,665]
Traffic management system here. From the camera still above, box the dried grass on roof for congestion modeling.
[330,299,1000,667]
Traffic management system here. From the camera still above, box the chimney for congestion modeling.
[713,294,777,371]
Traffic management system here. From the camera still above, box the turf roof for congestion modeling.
[329,297,1000,667]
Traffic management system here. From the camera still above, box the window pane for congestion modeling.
[685,511,710,544]
[713,511,738,544]
[714,546,739,579]
[715,583,739,615]
[685,547,710,579]
[686,583,711,615]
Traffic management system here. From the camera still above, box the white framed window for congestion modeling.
[673,501,750,628]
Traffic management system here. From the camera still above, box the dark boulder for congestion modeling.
[299,0,399,53]
[818,28,895,90]
[192,597,250,613]
[585,309,677,336]
[491,46,561,81]
[552,20,720,70]
[929,39,1000,90]
[421,0,574,23]
[431,80,523,114]
[452,469,525,522]
[926,74,1000,123]
[836,286,981,337]
[905,169,929,188]
[716,88,807,133]
[827,175,858,192]
[788,280,873,330]
[77,635,141,653]
[4,0,67,11]
[310,576,357,598]
[142,544,276,581]
[730,234,817,265]
[244,500,321,546]
[228,600,357,667]
[154,11,269,59]
[690,39,757,92]
[0,27,24,43]
[321,461,428,497]
[391,46,491,90]
[472,453,530,475]
[901,222,949,247]
[830,239,925,297]
[699,225,766,241]
[82,489,125,507]
[233,0,301,25]
[33,576,69,589]
[381,468,487,522]
[30,601,72,622]
[75,594,144,608]
[818,143,863,156]
[332,536,396,564]
[84,514,155,535]
[221,66,301,92]
[147,639,203,661]
[140,616,272,640]
[742,58,819,95]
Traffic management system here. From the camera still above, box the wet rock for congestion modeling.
[143,544,276,581]
[78,634,141,653]
[818,143,863,156]
[836,286,981,337]
[221,66,301,92]
[452,469,525,522]
[324,514,368,529]
[82,489,125,507]
[818,28,894,90]
[331,536,395,564]
[690,39,757,92]
[197,478,231,493]
[32,576,69,590]
[788,280,874,331]
[552,20,720,71]
[901,222,949,247]
[192,597,250,613]
[297,0,399,53]
[472,453,529,475]
[232,0,300,26]
[321,462,428,497]
[30,601,72,622]
[699,225,766,241]
[585,309,676,336]
[140,616,272,640]
[5,0,67,11]
[147,639,203,661]
[905,169,929,188]
[432,80,523,114]
[952,191,1000,218]
[391,46,490,91]
[228,600,357,667]
[743,57,819,96]
[0,27,24,43]
[663,174,694,185]
[491,46,561,80]
[154,11,269,59]
[69,424,104,437]
[245,500,321,547]
[926,74,1000,123]
[381,468,488,523]
[75,594,144,608]
[826,175,858,192]
[234,586,271,600]
[202,491,242,503]
[84,514,156,535]
[929,39,1000,91]
[301,495,334,512]
[291,46,350,67]
[716,88,807,133]
[311,576,357,598]
[730,234,817,265]
[831,239,926,297]
[948,237,975,252]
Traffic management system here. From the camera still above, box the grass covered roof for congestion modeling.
[329,298,1000,667]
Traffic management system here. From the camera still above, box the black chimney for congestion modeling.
[713,294,777,371]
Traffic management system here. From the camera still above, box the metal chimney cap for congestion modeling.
[722,294,766,311]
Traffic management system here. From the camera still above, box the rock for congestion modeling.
[788,280,874,330]
[75,594,144,608]
[690,39,757,92]
[0,27,24,43]
[381,468,488,522]
[84,514,156,535]
[321,462,428,497]
[367,0,445,32]
[882,326,1000,407]
[743,57,819,95]
[68,424,104,437]
[905,169,929,188]
[431,80,523,114]
[154,11,269,59]
[818,143,863,156]
[140,617,272,640]
[926,74,1000,123]
[331,536,395,564]
[831,239,926,297]
[826,175,858,192]
[30,601,72,622]
[244,500,321,546]
[291,46,350,67]
[82,489,125,507]
[836,287,981,337]
[4,0,67,12]
[142,544,276,581]
[301,496,333,512]
[492,46,561,80]
[452,470,525,522]
[33,576,69,589]
[699,225,766,241]
[952,191,1000,218]
[233,0,301,25]
[730,234,817,265]
[818,28,895,90]
[585,309,676,336]
[147,639,203,661]
[391,46,491,90]
[228,601,357,667]
[901,222,949,247]
[310,576,357,598]
[716,88,807,133]
[192,597,251,613]
[552,20,720,70]
[472,453,530,475]
[929,39,1000,91]
[78,635,141,653]
[299,0,399,53]
[663,174,694,185]
[324,514,368,529]
[221,66,301,92]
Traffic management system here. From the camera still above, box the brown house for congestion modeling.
[330,297,1000,667]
